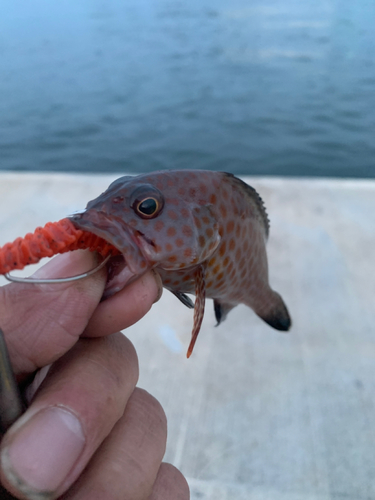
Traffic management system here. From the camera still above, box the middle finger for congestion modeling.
[0,332,139,500]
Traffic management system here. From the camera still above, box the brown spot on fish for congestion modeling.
[184,248,193,258]
[212,264,220,275]
[154,220,164,232]
[167,210,178,220]
[198,235,206,247]
[206,227,214,238]
[226,220,234,233]
[210,194,217,204]
[181,207,190,218]
[182,226,193,237]
[175,238,184,247]
[208,256,216,266]
[194,217,202,230]
[167,227,177,237]
[216,279,224,289]
[229,239,235,252]
[219,204,227,218]
[199,184,207,195]
[219,242,226,257]
[166,243,173,252]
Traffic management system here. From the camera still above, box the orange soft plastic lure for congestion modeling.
[0,218,119,275]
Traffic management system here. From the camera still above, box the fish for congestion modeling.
[69,170,291,356]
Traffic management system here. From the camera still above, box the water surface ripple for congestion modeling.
[0,0,374,177]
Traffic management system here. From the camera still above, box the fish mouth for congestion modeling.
[70,210,150,298]
[102,255,136,299]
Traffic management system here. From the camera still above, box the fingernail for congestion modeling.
[1,407,85,496]
[151,270,163,304]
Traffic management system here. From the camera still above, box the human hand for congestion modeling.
[0,250,189,499]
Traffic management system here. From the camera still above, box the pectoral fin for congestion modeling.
[186,265,206,358]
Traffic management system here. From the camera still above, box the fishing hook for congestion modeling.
[4,254,111,285]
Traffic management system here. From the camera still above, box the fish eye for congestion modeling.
[137,197,158,216]
[130,185,164,219]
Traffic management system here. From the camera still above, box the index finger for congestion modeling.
[0,251,162,377]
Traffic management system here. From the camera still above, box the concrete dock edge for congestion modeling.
[0,172,374,500]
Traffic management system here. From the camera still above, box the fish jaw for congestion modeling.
[69,210,150,275]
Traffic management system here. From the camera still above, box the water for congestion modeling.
[0,0,375,177]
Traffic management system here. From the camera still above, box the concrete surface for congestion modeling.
[0,172,374,500]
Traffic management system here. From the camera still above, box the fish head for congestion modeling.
[70,173,221,291]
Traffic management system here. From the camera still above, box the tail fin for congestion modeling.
[257,290,291,331]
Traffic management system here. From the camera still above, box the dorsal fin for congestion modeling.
[223,172,270,238]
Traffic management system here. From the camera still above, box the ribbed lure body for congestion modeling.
[0,219,119,274]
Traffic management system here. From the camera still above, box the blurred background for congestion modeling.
[0,0,374,177]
